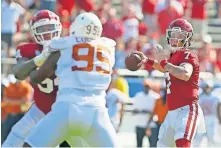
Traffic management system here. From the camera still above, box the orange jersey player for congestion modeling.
[134,18,206,147]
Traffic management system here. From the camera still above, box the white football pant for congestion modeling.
[24,91,117,147]
[2,103,85,147]
[157,103,206,147]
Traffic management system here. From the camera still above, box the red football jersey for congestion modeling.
[16,43,57,114]
[165,49,199,110]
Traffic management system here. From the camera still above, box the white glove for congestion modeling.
[33,47,51,67]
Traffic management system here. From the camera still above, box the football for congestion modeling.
[125,53,142,71]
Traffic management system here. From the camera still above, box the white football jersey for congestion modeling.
[50,36,115,91]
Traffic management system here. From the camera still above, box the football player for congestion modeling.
[133,18,206,147]
[23,12,117,147]
[2,10,83,147]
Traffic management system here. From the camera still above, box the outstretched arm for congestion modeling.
[13,48,51,80]
[135,51,166,73]
[13,58,38,80]
[145,59,193,81]
[30,51,60,84]
[134,51,194,81]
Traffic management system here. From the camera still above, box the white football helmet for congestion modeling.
[70,12,102,39]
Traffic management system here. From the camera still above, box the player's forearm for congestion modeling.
[12,60,37,80]
[152,60,166,73]
[145,58,166,73]
[164,63,190,81]
[30,52,60,84]
[29,69,52,84]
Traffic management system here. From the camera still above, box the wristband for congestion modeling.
[33,55,46,67]
[33,51,50,67]
[146,58,154,66]
[160,60,168,68]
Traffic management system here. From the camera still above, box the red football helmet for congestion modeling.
[166,18,193,52]
[30,10,62,46]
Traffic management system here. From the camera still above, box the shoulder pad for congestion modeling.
[49,37,71,50]
[100,37,116,47]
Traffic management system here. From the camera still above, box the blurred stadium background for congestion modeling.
[1,0,221,147]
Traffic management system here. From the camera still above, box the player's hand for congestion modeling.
[132,51,148,67]
[154,44,170,62]
[33,48,51,67]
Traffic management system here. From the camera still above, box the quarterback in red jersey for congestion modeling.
[2,10,72,147]
[133,18,206,147]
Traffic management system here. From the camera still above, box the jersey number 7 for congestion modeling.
[72,43,111,74]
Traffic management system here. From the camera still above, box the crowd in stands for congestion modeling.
[1,0,221,73]
[1,0,221,147]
